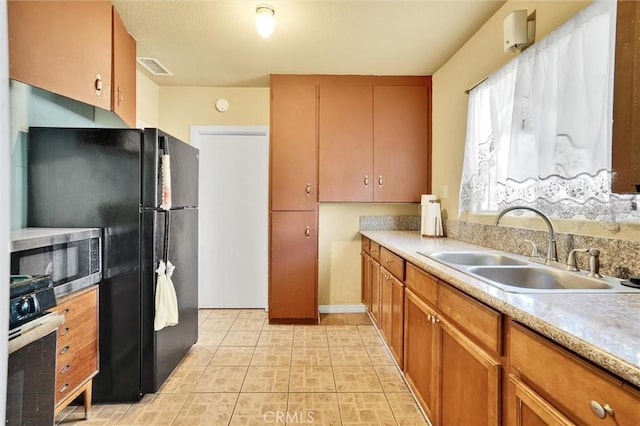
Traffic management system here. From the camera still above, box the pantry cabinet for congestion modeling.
[269,211,318,323]
[8,1,137,125]
[52,286,99,418]
[270,79,318,211]
[318,78,431,202]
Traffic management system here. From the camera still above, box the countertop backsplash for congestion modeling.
[446,220,639,279]
[359,215,420,231]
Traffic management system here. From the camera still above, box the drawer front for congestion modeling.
[510,323,640,426]
[380,247,404,281]
[405,263,438,305]
[370,242,381,262]
[361,236,370,254]
[438,283,501,354]
[55,339,98,404]
[55,287,98,327]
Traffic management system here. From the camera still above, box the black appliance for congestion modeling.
[27,127,199,402]
[7,275,61,426]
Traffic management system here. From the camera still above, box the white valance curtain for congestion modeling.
[459,0,635,222]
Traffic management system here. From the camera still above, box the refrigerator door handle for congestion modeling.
[162,210,171,264]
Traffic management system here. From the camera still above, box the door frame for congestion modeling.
[190,125,269,309]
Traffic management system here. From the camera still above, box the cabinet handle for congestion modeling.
[590,400,614,419]
[95,74,103,96]
[304,226,310,238]
[60,364,70,374]
[364,175,369,186]
[59,383,69,393]
[378,175,383,187]
[62,308,70,315]
[305,183,311,196]
[117,86,123,105]
[59,345,70,355]
[60,327,70,336]
[427,314,433,321]
[385,259,391,263]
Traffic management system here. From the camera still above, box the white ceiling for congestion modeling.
[113,0,506,87]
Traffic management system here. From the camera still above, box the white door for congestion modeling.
[191,126,268,308]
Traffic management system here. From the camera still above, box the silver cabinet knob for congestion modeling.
[304,226,310,238]
[95,74,103,95]
[305,183,311,196]
[589,400,614,419]
[364,175,369,186]
[378,175,383,187]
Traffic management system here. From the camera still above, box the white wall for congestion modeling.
[1,1,11,421]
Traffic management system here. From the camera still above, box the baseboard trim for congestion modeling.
[318,304,367,314]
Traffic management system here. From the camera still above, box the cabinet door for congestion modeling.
[369,260,381,327]
[507,376,574,426]
[361,252,371,306]
[380,268,393,344]
[318,84,373,201]
[269,211,318,321]
[373,85,430,202]
[439,318,501,426]
[112,8,136,127]
[404,289,438,422]
[390,276,404,367]
[8,0,112,109]
[271,83,317,210]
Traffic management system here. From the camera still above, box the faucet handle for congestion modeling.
[523,239,540,258]
[566,248,588,272]
[587,248,603,278]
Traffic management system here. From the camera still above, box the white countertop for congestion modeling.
[361,230,640,388]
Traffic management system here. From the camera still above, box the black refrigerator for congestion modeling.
[26,127,199,402]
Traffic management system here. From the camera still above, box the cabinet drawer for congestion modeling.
[370,242,381,262]
[438,283,501,354]
[405,263,437,305]
[55,339,98,405]
[362,237,371,254]
[380,247,404,281]
[510,322,640,425]
[55,287,98,326]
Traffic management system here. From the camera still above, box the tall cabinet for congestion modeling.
[269,74,431,323]
[269,76,319,323]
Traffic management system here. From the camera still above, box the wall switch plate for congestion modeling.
[439,186,448,199]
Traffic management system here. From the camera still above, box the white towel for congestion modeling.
[154,260,179,331]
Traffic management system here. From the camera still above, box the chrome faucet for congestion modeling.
[567,248,603,278]
[495,206,558,264]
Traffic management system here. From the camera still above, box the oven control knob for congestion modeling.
[18,297,34,316]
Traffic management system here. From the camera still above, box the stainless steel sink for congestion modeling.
[424,251,527,266]
[418,250,638,293]
[466,266,612,291]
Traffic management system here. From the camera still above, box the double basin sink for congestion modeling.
[418,251,637,293]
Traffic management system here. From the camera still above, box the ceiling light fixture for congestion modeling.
[255,4,276,39]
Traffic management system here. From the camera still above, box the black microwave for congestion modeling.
[10,228,102,297]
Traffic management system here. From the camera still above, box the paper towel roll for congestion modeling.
[421,199,443,237]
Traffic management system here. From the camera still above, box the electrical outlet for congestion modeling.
[439,186,448,199]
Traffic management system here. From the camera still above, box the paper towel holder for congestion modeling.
[421,196,445,238]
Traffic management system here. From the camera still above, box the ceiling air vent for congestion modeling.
[137,57,173,76]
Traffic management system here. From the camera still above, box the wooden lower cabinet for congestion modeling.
[52,286,99,418]
[439,318,501,426]
[269,211,318,323]
[369,259,381,327]
[404,289,438,421]
[508,376,574,426]
[380,267,404,365]
[508,321,640,425]
[361,252,370,306]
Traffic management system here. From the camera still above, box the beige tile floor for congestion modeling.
[56,310,428,425]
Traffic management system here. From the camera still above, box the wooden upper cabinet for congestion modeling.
[373,85,430,202]
[271,82,318,210]
[112,8,137,127]
[8,0,113,110]
[319,84,374,202]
